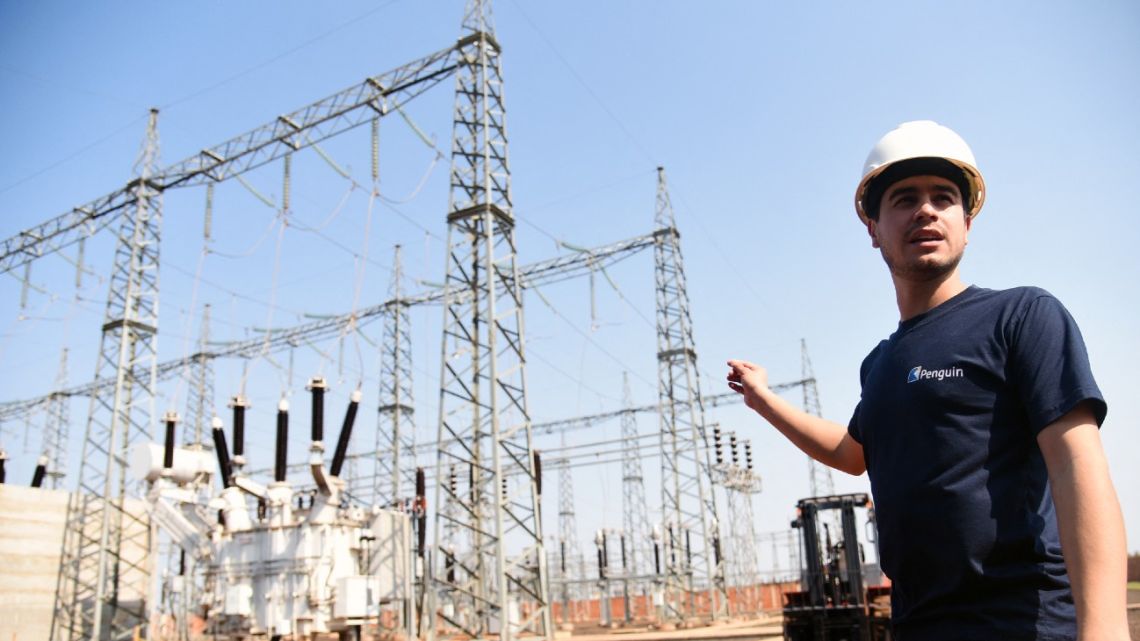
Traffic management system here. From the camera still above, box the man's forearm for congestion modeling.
[751,387,865,475]
[727,359,865,475]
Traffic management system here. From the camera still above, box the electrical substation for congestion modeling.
[0,1,888,640]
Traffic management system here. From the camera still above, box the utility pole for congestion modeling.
[377,245,417,506]
[653,167,728,622]
[431,1,551,638]
[52,109,162,641]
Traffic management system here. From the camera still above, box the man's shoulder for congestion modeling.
[970,284,1056,306]
[857,339,890,381]
[959,285,1068,325]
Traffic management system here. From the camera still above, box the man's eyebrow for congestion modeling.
[886,182,960,201]
[885,185,918,201]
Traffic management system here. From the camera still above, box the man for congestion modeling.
[726,121,1128,639]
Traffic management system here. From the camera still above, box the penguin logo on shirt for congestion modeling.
[908,365,965,383]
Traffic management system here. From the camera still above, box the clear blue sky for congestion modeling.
[2,0,1138,561]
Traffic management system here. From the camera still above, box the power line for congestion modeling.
[0,113,149,196]
[506,0,657,165]
[160,1,403,111]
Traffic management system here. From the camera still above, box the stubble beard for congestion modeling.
[880,246,964,283]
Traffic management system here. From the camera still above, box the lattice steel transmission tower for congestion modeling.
[183,304,215,448]
[52,109,162,641]
[41,347,71,489]
[619,372,651,579]
[431,1,551,638]
[801,339,835,498]
[556,447,582,619]
[723,435,761,614]
[653,167,727,621]
[376,245,417,506]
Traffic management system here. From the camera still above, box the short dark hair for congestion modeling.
[864,157,972,221]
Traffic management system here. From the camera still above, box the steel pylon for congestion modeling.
[653,167,727,622]
[800,339,835,498]
[183,304,215,449]
[430,1,551,638]
[376,245,417,506]
[723,435,761,613]
[555,437,582,621]
[51,109,162,641]
[41,347,71,489]
[619,372,651,580]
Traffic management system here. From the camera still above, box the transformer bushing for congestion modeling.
[131,381,415,639]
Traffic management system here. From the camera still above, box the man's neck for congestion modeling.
[892,270,968,321]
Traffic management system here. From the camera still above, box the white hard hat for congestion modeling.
[854,120,985,224]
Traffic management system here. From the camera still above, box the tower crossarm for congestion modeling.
[529,378,813,435]
[1,38,475,275]
[0,231,662,419]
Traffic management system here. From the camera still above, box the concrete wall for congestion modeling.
[0,484,71,641]
[0,485,153,640]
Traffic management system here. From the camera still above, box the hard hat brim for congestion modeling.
[855,157,986,225]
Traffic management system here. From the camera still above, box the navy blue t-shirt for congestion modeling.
[848,286,1106,640]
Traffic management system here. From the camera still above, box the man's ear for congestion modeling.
[964,212,972,245]
[867,220,880,249]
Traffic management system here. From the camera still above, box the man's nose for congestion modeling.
[913,199,939,220]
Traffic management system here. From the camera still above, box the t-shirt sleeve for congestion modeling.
[848,402,863,444]
[848,344,880,445]
[1009,293,1107,433]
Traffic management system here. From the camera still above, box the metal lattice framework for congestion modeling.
[555,440,583,620]
[22,24,496,641]
[183,304,215,448]
[619,372,651,580]
[801,339,835,498]
[0,38,482,277]
[41,347,71,489]
[0,230,660,425]
[430,2,551,638]
[653,167,727,622]
[375,245,418,506]
[722,434,761,614]
[51,109,162,641]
